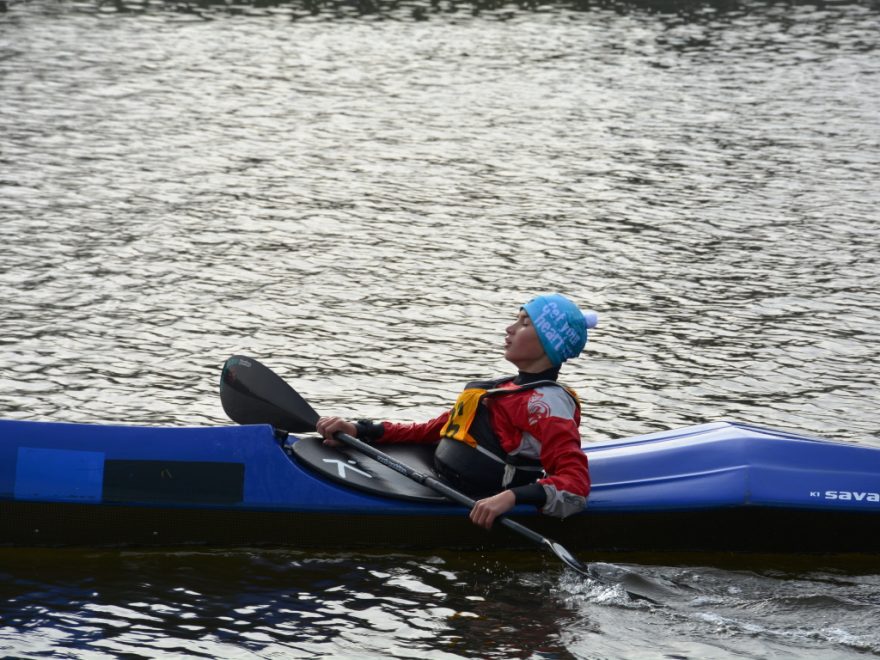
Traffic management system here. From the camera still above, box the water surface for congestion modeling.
[1,0,879,656]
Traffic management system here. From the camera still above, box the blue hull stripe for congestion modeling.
[15,447,105,503]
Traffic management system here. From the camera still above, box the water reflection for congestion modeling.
[2,0,879,443]
[0,549,591,658]
[3,548,878,657]
[48,0,880,21]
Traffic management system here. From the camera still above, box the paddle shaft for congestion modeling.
[331,433,661,599]
[220,354,659,598]
[333,431,573,560]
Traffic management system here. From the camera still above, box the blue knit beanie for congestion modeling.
[522,294,599,367]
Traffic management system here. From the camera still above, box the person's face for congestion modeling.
[504,310,549,370]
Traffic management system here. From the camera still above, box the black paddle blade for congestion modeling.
[548,541,594,576]
[220,355,319,432]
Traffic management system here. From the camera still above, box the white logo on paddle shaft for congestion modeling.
[322,459,372,480]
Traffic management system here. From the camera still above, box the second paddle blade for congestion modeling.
[220,355,319,432]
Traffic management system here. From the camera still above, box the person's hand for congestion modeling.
[316,416,357,446]
[469,490,516,530]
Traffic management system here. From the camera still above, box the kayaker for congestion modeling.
[316,293,597,530]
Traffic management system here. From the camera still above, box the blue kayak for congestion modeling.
[1,418,878,553]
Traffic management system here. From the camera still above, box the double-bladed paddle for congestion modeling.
[219,354,657,602]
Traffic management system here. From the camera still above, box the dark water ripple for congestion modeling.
[2,0,880,657]
[4,550,880,658]
[0,550,590,658]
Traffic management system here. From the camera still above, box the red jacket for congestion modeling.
[378,379,590,517]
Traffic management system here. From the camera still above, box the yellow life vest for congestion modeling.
[438,379,580,450]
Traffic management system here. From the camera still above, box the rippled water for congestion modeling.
[3,549,880,658]
[2,0,880,656]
